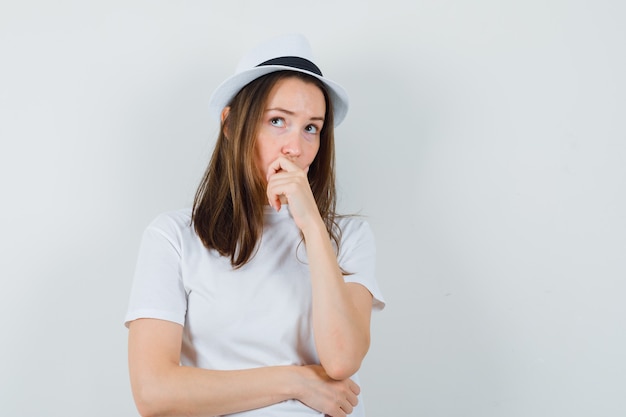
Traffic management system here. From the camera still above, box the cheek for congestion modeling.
[253,149,267,179]
[306,142,321,165]
[253,139,277,181]
[255,142,271,168]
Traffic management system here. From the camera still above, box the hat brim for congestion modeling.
[208,65,349,127]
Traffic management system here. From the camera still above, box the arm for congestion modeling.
[267,158,374,380]
[303,219,374,380]
[128,318,360,417]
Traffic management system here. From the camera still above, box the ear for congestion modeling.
[221,106,230,123]
[221,107,231,138]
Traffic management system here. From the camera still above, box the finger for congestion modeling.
[266,158,283,180]
[347,391,359,407]
[349,380,361,396]
[266,180,282,210]
[266,179,287,211]
[266,156,300,181]
[330,406,347,417]
[266,171,306,202]
[341,402,354,415]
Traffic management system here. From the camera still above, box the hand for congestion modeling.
[266,156,322,232]
[295,365,360,417]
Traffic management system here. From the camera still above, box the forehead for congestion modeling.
[265,76,326,115]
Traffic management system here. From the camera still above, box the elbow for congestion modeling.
[134,400,155,417]
[320,339,370,380]
[135,404,157,417]
[322,356,364,381]
[325,364,360,381]
[133,388,159,417]
[132,381,171,417]
[322,336,370,380]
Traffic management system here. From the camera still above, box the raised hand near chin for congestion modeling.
[265,156,322,232]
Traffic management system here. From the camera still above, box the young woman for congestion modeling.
[125,34,385,417]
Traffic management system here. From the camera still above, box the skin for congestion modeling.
[261,78,374,378]
[128,76,374,417]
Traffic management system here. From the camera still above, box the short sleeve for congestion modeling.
[124,213,188,327]
[337,218,386,311]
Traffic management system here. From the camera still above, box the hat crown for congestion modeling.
[235,34,315,74]
[209,34,349,126]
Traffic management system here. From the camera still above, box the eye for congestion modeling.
[304,124,319,134]
[270,117,285,127]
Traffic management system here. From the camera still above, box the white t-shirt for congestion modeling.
[125,206,385,416]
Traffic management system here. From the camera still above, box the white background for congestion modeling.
[1,1,625,416]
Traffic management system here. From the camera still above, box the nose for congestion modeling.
[281,134,302,159]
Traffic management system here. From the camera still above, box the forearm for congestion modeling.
[131,364,298,417]
[302,218,371,380]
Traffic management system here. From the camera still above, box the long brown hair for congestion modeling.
[192,71,341,268]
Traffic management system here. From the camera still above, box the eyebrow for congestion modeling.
[265,107,325,122]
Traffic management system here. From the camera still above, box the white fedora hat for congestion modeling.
[208,34,349,126]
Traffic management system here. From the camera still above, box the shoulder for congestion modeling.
[335,215,375,254]
[147,208,192,231]
[336,215,374,240]
[143,208,193,244]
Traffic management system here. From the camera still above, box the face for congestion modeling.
[254,76,326,183]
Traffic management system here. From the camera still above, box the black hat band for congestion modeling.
[257,56,323,77]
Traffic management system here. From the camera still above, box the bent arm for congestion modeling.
[128,318,297,417]
[302,219,374,381]
[264,158,375,381]
[128,318,360,417]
